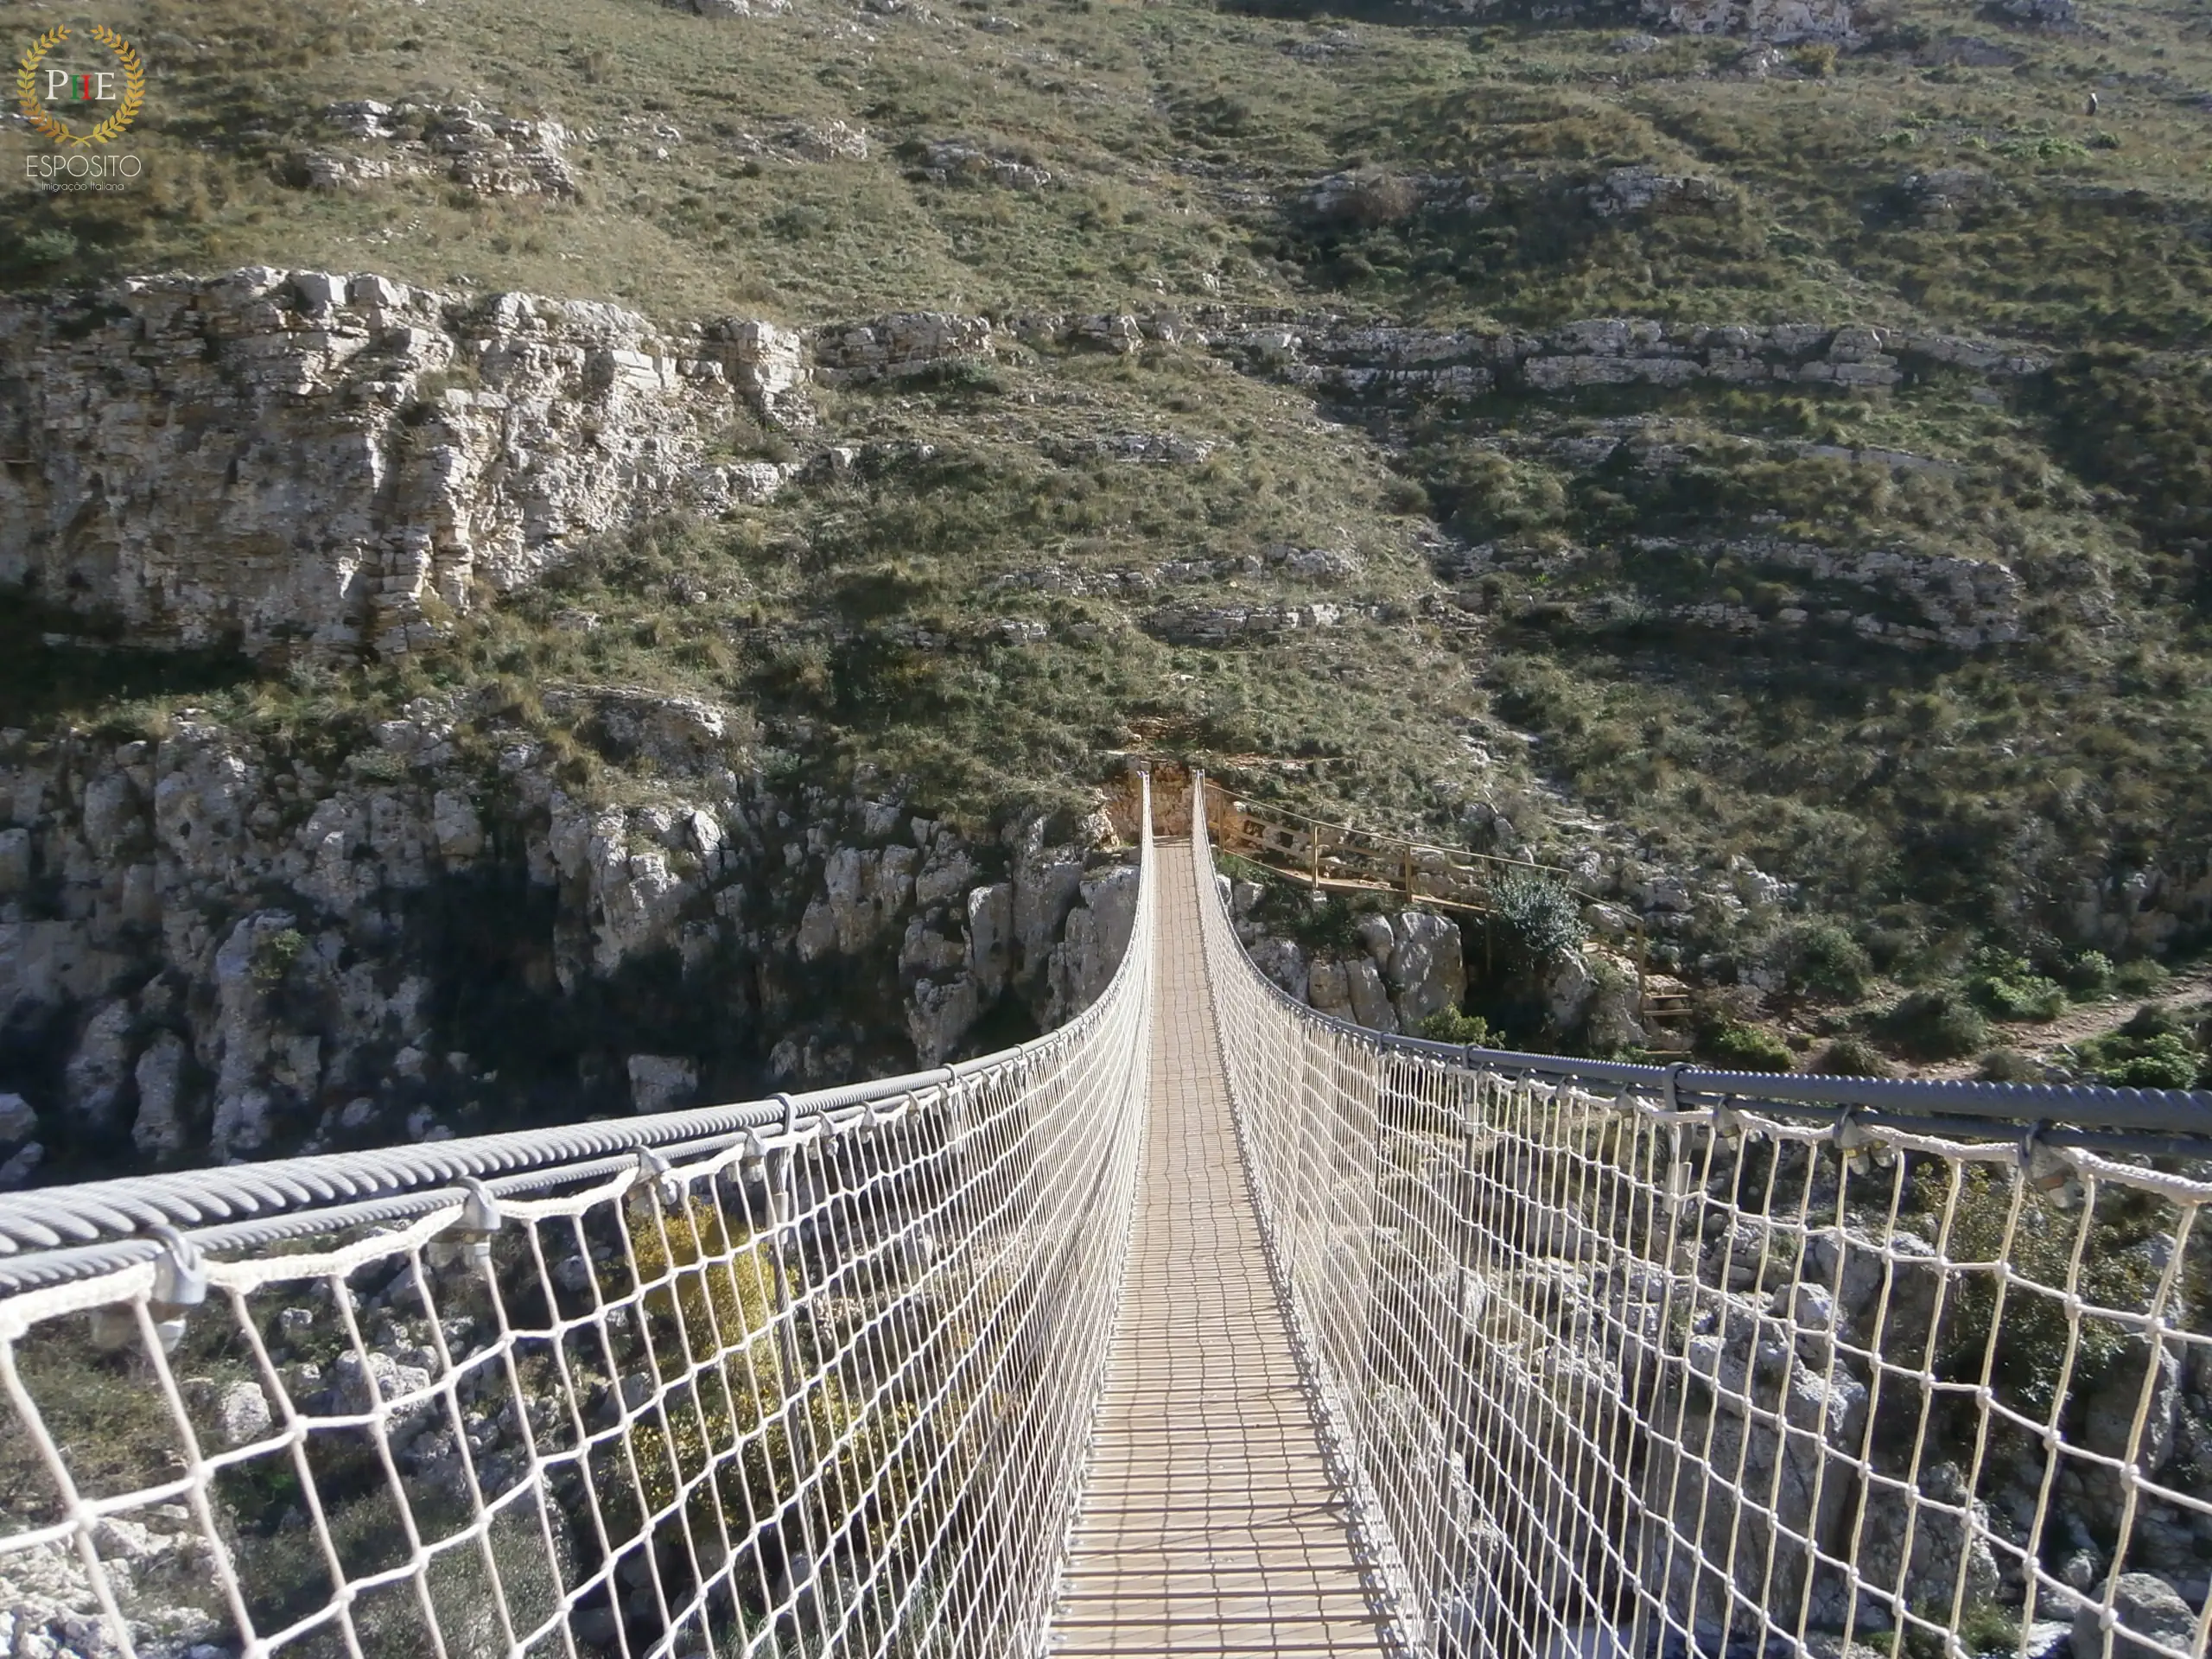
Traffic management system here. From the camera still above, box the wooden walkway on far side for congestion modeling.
[1047,840,1399,1656]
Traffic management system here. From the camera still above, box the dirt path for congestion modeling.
[1910,965,2212,1082]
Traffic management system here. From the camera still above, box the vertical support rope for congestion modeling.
[0,782,1157,1659]
[1188,772,2212,1659]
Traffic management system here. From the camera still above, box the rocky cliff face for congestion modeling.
[0,269,807,658]
[0,276,2053,667]
[0,694,1135,1184]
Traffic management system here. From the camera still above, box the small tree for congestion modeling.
[1489,868,1584,969]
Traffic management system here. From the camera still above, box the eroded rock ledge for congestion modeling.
[0,269,807,658]
[0,695,1136,1182]
[3,269,2066,666]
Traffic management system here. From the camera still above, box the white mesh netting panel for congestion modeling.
[0,823,1152,1659]
[1190,818,2212,1659]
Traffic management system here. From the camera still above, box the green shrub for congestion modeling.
[16,229,79,270]
[2120,1002,2182,1039]
[1767,921,1873,1002]
[1810,1036,1894,1078]
[1957,1601,2022,1659]
[251,928,308,988]
[2082,1032,2199,1090]
[2063,950,2115,995]
[2071,1003,2205,1089]
[1966,949,2067,1022]
[1704,1021,1794,1072]
[1489,867,1584,968]
[1419,1007,1494,1046]
[1975,1049,2044,1084]
[1934,1165,2165,1414]
[1878,989,1990,1060]
[2113,958,2171,996]
[2105,1038,2198,1089]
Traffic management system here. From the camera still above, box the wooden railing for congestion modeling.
[1199,779,1691,1055]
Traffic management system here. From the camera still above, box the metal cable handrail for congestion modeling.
[0,782,1159,1659]
[1195,769,2212,1149]
[0,997,1116,1287]
[1191,772,2212,1659]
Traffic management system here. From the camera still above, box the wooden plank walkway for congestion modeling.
[1048,841,1398,1656]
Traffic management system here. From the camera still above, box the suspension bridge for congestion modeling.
[0,775,2205,1659]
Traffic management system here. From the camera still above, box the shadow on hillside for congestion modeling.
[0,587,261,730]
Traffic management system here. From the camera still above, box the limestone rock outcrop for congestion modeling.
[1454,534,2028,652]
[0,270,807,658]
[1643,0,1856,41]
[1238,908,1471,1039]
[0,696,1135,1178]
[305,100,581,198]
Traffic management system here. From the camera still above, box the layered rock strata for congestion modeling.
[0,694,1135,1179]
[0,270,807,658]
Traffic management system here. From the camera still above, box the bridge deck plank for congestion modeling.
[1047,840,1397,1656]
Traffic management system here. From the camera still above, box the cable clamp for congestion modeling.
[149,1224,207,1311]
[1711,1097,1745,1141]
[147,1224,206,1354]
[429,1177,504,1271]
[1662,1061,1690,1116]
[2018,1123,2080,1208]
[632,1147,684,1211]
[1834,1109,1893,1176]
[454,1177,501,1236]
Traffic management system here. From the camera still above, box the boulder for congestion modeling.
[1247,937,1309,1003]
[1641,1,1857,45]
[332,1351,435,1423]
[907,976,981,1066]
[1012,843,1084,986]
[1847,1461,2003,1633]
[627,1054,698,1114]
[1046,864,1141,1020]
[2074,1573,2198,1659]
[1307,958,1353,1021]
[215,1378,273,1447]
[130,1033,190,1160]
[1354,912,1397,967]
[1344,957,1397,1033]
[64,999,137,1130]
[1995,0,2079,30]
[0,828,29,894]
[1546,951,1599,1033]
[430,789,484,862]
[966,881,1014,998]
[1386,911,1465,1030]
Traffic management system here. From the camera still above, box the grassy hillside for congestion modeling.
[9,0,2212,1063]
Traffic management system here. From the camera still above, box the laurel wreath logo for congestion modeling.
[16,24,145,147]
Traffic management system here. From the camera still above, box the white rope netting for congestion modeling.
[1191,813,2212,1659]
[0,809,1154,1659]
[3,772,2208,1659]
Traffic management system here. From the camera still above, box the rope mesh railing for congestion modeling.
[0,789,1154,1659]
[1190,788,2212,1659]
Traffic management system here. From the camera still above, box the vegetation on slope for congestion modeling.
[7,0,2212,1063]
